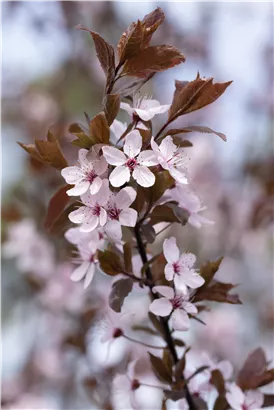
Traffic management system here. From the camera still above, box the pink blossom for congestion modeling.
[149,286,197,331]
[168,185,214,228]
[163,237,205,292]
[61,146,108,196]
[65,228,101,288]
[102,130,158,187]
[151,135,189,184]
[113,360,140,409]
[226,384,263,410]
[121,95,170,121]
[68,179,110,232]
[106,186,137,229]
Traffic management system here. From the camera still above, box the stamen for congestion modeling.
[108,207,121,221]
[171,295,183,309]
[86,170,97,183]
[172,262,181,274]
[92,204,101,216]
[126,158,137,171]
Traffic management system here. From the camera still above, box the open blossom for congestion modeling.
[149,286,197,331]
[65,227,101,288]
[61,146,108,196]
[121,95,170,122]
[68,179,110,232]
[168,185,214,228]
[163,237,205,292]
[102,130,158,187]
[226,384,263,410]
[151,135,189,184]
[113,360,140,410]
[106,186,137,228]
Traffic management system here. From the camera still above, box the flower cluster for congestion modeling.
[60,96,205,288]
[13,7,273,410]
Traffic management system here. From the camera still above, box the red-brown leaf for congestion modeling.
[89,112,110,144]
[142,7,165,47]
[45,185,71,230]
[76,25,115,88]
[117,20,144,63]
[169,75,232,120]
[122,45,185,78]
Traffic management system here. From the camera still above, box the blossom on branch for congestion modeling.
[68,180,110,232]
[61,146,108,196]
[65,227,101,288]
[226,384,263,410]
[151,135,189,184]
[163,237,205,292]
[102,130,158,187]
[167,185,214,228]
[106,186,137,228]
[121,95,170,122]
[149,286,197,331]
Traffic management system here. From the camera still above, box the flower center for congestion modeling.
[92,204,101,216]
[170,295,183,310]
[173,262,181,274]
[131,379,140,391]
[126,158,137,171]
[113,328,124,338]
[86,170,97,183]
[108,207,121,221]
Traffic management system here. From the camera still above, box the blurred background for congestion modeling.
[1,2,273,409]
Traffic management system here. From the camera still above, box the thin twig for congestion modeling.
[123,335,165,350]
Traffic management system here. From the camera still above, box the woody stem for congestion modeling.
[134,223,198,410]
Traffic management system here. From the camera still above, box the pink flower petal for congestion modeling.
[102,146,127,166]
[120,102,134,116]
[119,208,137,227]
[149,298,172,317]
[83,263,95,289]
[134,108,154,121]
[245,390,264,410]
[171,309,190,331]
[99,208,108,226]
[137,150,158,166]
[164,263,175,281]
[69,207,91,224]
[80,215,99,232]
[66,180,90,196]
[89,176,103,195]
[182,301,197,315]
[179,253,196,268]
[115,187,136,209]
[96,179,111,206]
[61,166,85,184]
[173,275,188,293]
[109,166,131,187]
[78,148,90,168]
[182,271,204,289]
[159,136,177,160]
[152,285,174,299]
[104,221,122,242]
[163,237,179,263]
[124,130,142,158]
[70,261,90,282]
[132,165,155,187]
[226,384,245,409]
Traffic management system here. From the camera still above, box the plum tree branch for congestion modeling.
[134,223,198,410]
